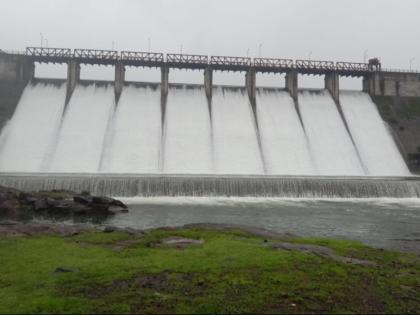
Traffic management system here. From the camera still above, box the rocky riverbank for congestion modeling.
[0,185,128,221]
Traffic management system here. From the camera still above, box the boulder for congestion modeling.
[73,195,93,204]
[34,198,50,212]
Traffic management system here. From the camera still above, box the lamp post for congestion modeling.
[40,33,44,47]
[258,43,262,58]
[308,51,312,60]
[410,57,415,70]
[246,48,250,58]
[148,37,151,53]
[180,44,183,55]
[363,50,368,63]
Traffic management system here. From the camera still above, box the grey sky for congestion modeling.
[1,0,419,88]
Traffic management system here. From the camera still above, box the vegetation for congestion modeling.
[0,227,419,314]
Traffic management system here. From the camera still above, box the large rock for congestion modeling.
[0,185,128,219]
[74,194,128,213]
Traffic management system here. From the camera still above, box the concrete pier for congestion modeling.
[0,53,34,82]
[66,60,80,105]
[325,72,340,103]
[246,69,256,103]
[114,62,125,102]
[161,65,169,98]
[204,67,213,100]
[285,71,298,101]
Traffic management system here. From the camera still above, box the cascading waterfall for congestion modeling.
[0,82,66,172]
[100,84,161,173]
[298,90,365,176]
[256,89,315,175]
[212,87,264,174]
[339,91,411,176]
[163,86,212,173]
[0,80,416,197]
[48,83,115,173]
[0,173,418,198]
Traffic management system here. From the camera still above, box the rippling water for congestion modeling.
[95,197,420,253]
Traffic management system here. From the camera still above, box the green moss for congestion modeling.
[0,228,419,314]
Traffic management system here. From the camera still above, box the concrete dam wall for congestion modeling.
[0,48,419,199]
[0,79,411,177]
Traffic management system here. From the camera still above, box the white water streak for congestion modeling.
[101,85,161,173]
[163,86,212,173]
[257,89,315,175]
[298,90,364,176]
[212,88,264,174]
[340,91,410,176]
[0,82,66,172]
[49,84,115,173]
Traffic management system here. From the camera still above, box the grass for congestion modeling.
[0,227,419,314]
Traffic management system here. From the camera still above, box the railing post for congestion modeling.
[66,60,80,105]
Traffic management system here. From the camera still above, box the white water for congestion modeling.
[212,87,264,174]
[100,85,161,173]
[340,91,410,176]
[298,90,365,176]
[256,89,315,175]
[0,82,412,180]
[48,84,115,173]
[163,86,212,173]
[0,82,66,172]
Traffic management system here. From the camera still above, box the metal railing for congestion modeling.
[253,58,294,68]
[210,56,251,66]
[5,46,417,74]
[73,49,118,60]
[167,53,208,64]
[295,59,335,70]
[381,68,419,74]
[26,47,72,58]
[336,62,370,71]
[120,51,163,62]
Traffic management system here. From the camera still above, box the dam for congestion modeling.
[0,47,419,197]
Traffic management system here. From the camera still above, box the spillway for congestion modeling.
[212,87,264,174]
[163,86,212,173]
[298,90,365,176]
[0,173,418,198]
[256,89,315,175]
[100,85,161,173]
[48,83,115,173]
[0,82,66,172]
[340,91,410,176]
[0,78,416,198]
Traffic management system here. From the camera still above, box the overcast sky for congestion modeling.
[1,0,419,88]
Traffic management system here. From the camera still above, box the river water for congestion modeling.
[88,197,420,253]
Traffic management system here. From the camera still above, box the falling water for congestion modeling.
[256,89,315,175]
[163,86,212,173]
[340,91,411,176]
[48,83,115,173]
[0,82,66,172]
[0,80,415,198]
[298,90,365,176]
[100,84,161,173]
[212,87,264,174]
